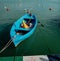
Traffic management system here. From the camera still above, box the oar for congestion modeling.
[27,19,31,26]
[37,21,52,33]
[38,21,44,27]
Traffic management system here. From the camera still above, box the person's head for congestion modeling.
[26,9,29,13]
[26,9,32,16]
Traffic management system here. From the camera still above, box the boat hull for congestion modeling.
[10,14,37,47]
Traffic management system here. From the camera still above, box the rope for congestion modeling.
[0,36,16,53]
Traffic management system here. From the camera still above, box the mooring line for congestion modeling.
[0,35,16,53]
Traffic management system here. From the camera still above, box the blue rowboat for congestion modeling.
[10,14,37,47]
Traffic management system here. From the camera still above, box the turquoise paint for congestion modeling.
[10,14,37,47]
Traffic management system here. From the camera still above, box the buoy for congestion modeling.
[49,8,52,11]
[4,6,10,11]
[6,8,9,11]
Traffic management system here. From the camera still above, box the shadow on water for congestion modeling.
[0,23,16,57]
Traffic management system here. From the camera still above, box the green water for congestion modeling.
[0,0,60,56]
[0,56,22,61]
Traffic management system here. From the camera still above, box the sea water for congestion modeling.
[0,0,60,56]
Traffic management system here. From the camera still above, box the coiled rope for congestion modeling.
[0,35,16,53]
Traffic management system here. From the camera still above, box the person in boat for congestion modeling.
[20,9,33,29]
[25,9,32,16]
[21,19,32,29]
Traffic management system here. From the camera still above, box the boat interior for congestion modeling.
[15,18,36,35]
